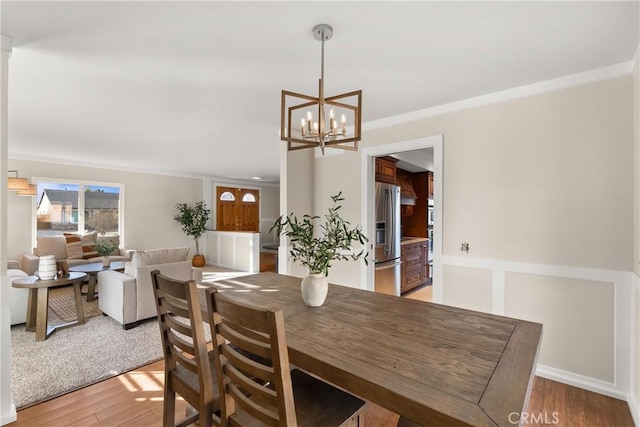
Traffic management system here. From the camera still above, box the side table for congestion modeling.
[11,272,88,341]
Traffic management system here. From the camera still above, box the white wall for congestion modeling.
[6,159,203,260]
[0,44,17,426]
[286,75,636,401]
[632,50,640,423]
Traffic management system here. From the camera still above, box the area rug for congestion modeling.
[10,315,163,409]
[10,268,247,410]
[48,285,102,322]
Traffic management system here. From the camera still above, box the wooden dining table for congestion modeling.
[205,272,542,426]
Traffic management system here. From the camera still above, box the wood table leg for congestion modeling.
[25,288,37,332]
[86,274,98,302]
[73,281,85,324]
[35,287,49,341]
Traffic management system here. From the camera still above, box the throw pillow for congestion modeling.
[64,235,83,259]
[79,231,98,255]
[81,231,98,245]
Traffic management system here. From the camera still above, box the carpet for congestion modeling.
[10,315,163,409]
[48,285,103,322]
[10,269,244,410]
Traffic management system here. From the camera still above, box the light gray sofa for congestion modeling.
[98,247,202,329]
[21,233,131,275]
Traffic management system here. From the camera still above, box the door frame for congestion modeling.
[360,135,444,303]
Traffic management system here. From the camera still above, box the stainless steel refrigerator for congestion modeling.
[374,182,401,296]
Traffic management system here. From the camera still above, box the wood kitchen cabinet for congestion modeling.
[401,205,414,217]
[375,156,398,184]
[401,240,429,293]
[427,171,434,199]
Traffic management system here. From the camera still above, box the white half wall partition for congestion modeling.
[205,230,260,273]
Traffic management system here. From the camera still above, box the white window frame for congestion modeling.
[31,177,125,248]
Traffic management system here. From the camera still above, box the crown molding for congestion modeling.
[1,35,12,53]
[8,153,280,186]
[363,61,636,132]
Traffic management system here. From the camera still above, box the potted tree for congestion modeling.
[271,192,368,307]
[174,200,210,267]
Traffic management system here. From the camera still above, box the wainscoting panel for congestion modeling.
[442,265,492,312]
[440,256,634,402]
[505,272,615,383]
[205,230,260,273]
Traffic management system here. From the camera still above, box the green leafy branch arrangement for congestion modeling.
[270,192,368,276]
[94,240,118,257]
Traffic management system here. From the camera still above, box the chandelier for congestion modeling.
[281,24,362,155]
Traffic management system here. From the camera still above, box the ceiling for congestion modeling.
[2,1,638,184]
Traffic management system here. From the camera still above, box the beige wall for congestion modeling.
[442,265,492,312]
[634,57,640,409]
[6,159,203,261]
[505,272,615,382]
[301,77,633,283]
[281,148,314,278]
[288,76,635,398]
[259,185,280,245]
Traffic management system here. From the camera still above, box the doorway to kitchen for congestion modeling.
[360,135,443,304]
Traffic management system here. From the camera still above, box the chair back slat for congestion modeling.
[221,343,274,384]
[173,345,199,374]
[228,382,280,427]
[207,289,297,427]
[219,322,273,360]
[223,357,277,406]
[213,294,273,334]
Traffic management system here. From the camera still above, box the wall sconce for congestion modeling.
[17,184,36,197]
[8,170,36,196]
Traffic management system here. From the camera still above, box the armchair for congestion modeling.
[98,248,202,329]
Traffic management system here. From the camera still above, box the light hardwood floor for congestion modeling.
[7,358,634,427]
[7,277,635,426]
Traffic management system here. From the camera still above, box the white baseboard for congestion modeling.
[536,364,626,401]
[0,403,17,425]
[628,392,640,427]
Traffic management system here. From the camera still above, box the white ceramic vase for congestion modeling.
[300,273,328,307]
[102,256,111,267]
[38,255,57,280]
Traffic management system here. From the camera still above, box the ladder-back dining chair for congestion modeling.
[151,270,219,427]
[206,287,366,427]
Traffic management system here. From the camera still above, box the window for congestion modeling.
[241,193,256,203]
[35,180,123,238]
[220,191,236,201]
